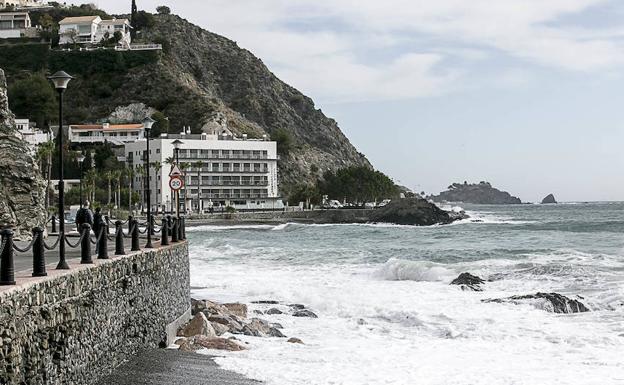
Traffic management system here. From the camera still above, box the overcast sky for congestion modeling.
[102,0,624,202]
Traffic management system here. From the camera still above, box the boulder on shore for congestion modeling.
[450,273,485,291]
[483,292,589,314]
[541,194,557,204]
[369,198,461,226]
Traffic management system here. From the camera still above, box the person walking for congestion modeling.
[93,207,102,252]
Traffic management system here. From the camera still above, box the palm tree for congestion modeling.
[112,169,122,210]
[152,161,162,213]
[104,170,114,213]
[84,169,98,205]
[192,160,204,214]
[123,164,133,214]
[135,165,146,213]
[36,140,54,210]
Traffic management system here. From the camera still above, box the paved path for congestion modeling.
[96,349,260,385]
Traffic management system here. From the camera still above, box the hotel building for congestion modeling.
[123,128,282,213]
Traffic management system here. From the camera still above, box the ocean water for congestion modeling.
[188,203,624,385]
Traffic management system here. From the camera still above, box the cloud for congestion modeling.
[106,0,624,103]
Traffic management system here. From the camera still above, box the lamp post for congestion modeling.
[77,153,85,208]
[143,117,155,248]
[172,139,183,219]
[48,71,73,270]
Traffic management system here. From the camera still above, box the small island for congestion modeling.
[541,194,557,204]
[429,181,522,205]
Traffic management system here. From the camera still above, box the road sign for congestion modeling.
[169,176,184,191]
[169,165,182,177]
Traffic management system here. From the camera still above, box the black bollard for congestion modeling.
[177,216,183,241]
[0,229,16,285]
[171,218,179,243]
[127,216,133,234]
[80,224,93,264]
[32,227,47,277]
[98,218,109,260]
[160,218,169,246]
[51,215,57,233]
[131,219,140,252]
[167,215,173,237]
[115,221,125,256]
[180,217,186,240]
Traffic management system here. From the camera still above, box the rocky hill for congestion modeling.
[0,68,46,239]
[1,11,370,197]
[541,194,557,204]
[430,182,522,205]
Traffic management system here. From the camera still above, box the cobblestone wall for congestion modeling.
[0,243,190,385]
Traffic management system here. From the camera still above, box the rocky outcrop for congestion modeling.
[370,198,461,226]
[450,273,485,291]
[430,182,522,205]
[483,292,589,314]
[0,68,46,239]
[541,194,557,204]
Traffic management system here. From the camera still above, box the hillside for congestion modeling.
[1,12,371,197]
[429,182,522,205]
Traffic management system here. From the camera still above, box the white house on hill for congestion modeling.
[59,16,131,46]
[0,12,31,38]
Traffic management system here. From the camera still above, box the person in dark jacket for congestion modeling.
[93,208,103,252]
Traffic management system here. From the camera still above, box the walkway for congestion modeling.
[96,349,260,385]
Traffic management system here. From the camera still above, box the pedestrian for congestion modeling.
[93,207,102,252]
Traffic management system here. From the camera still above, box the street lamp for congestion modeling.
[77,153,85,208]
[172,139,183,219]
[143,116,156,248]
[48,70,73,270]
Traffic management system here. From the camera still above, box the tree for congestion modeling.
[319,166,400,204]
[133,10,155,31]
[36,140,55,210]
[151,111,169,137]
[272,128,293,155]
[156,5,171,14]
[131,0,138,38]
[8,75,57,128]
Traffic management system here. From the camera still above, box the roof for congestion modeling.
[59,16,100,25]
[70,124,144,132]
[99,18,130,25]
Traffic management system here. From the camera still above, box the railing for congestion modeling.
[0,214,187,287]
[197,193,270,199]
[115,44,163,51]
[187,181,269,187]
[178,154,273,160]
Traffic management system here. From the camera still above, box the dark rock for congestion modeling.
[268,327,285,338]
[450,273,485,291]
[483,292,590,314]
[369,198,459,226]
[191,299,206,315]
[0,68,46,239]
[266,308,283,315]
[293,310,318,318]
[271,323,284,329]
[252,300,280,305]
[253,310,264,315]
[430,182,522,205]
[287,337,304,344]
[541,194,557,204]
[288,304,306,310]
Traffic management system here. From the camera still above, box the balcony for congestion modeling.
[197,193,270,200]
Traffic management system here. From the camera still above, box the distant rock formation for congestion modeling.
[0,68,46,239]
[541,194,557,204]
[429,181,522,205]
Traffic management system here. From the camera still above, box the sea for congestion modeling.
[187,202,624,385]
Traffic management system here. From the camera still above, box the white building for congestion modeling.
[68,123,145,145]
[15,119,49,148]
[0,11,30,38]
[124,130,282,213]
[59,16,131,46]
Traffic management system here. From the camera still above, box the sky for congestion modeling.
[103,0,624,202]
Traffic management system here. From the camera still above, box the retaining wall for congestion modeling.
[0,242,190,385]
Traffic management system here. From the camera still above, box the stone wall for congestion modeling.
[0,242,190,385]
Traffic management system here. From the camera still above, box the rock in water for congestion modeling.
[541,194,557,204]
[483,292,589,314]
[369,198,458,226]
[450,273,485,291]
[0,68,46,239]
